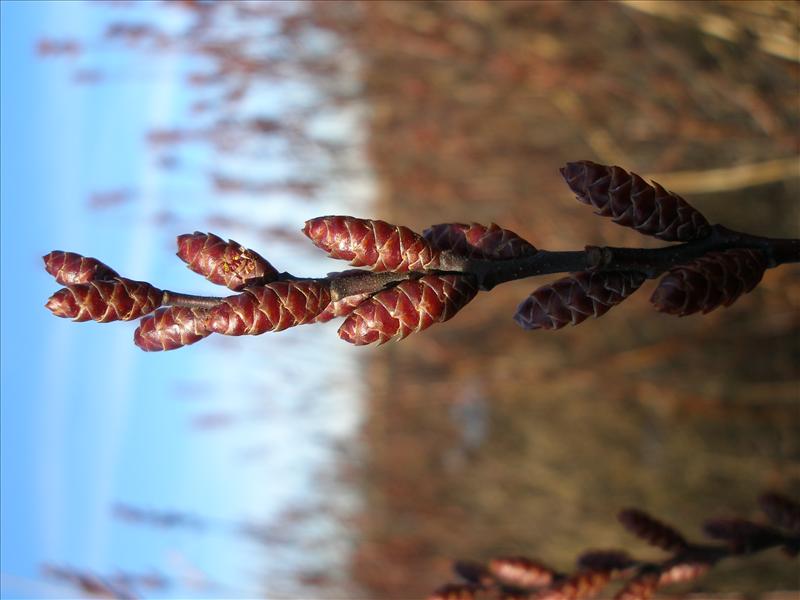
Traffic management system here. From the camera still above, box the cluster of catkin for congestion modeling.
[430,493,800,600]
[515,161,767,330]
[44,161,774,350]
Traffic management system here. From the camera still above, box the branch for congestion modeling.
[157,225,799,309]
[465,224,799,291]
[42,161,800,349]
[429,492,800,600]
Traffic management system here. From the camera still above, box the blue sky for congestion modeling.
[1,2,371,597]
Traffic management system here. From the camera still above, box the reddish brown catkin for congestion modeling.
[423,222,537,259]
[576,550,636,574]
[134,307,210,352]
[514,271,645,331]
[613,571,660,600]
[337,274,477,345]
[43,251,119,285]
[561,161,711,242]
[428,583,476,600]
[488,557,555,588]
[534,570,610,600]
[702,518,785,553]
[176,232,279,290]
[207,280,331,335]
[617,509,688,552]
[651,248,768,316]
[656,561,710,585]
[45,278,163,322]
[303,215,443,272]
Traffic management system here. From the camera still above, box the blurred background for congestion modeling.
[1,1,798,598]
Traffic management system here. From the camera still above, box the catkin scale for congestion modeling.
[303,216,443,272]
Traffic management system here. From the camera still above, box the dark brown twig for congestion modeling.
[139,224,799,311]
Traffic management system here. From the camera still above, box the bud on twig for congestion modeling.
[303,216,443,272]
[703,518,785,553]
[176,232,279,290]
[423,222,537,259]
[561,161,711,242]
[534,570,610,600]
[613,571,659,600]
[576,550,636,574]
[337,275,477,345]
[656,561,710,585]
[45,278,163,322]
[206,281,331,335]
[428,583,476,600]
[514,271,645,330]
[488,557,555,588]
[618,509,688,552]
[43,251,119,284]
[650,249,767,316]
[134,307,210,352]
